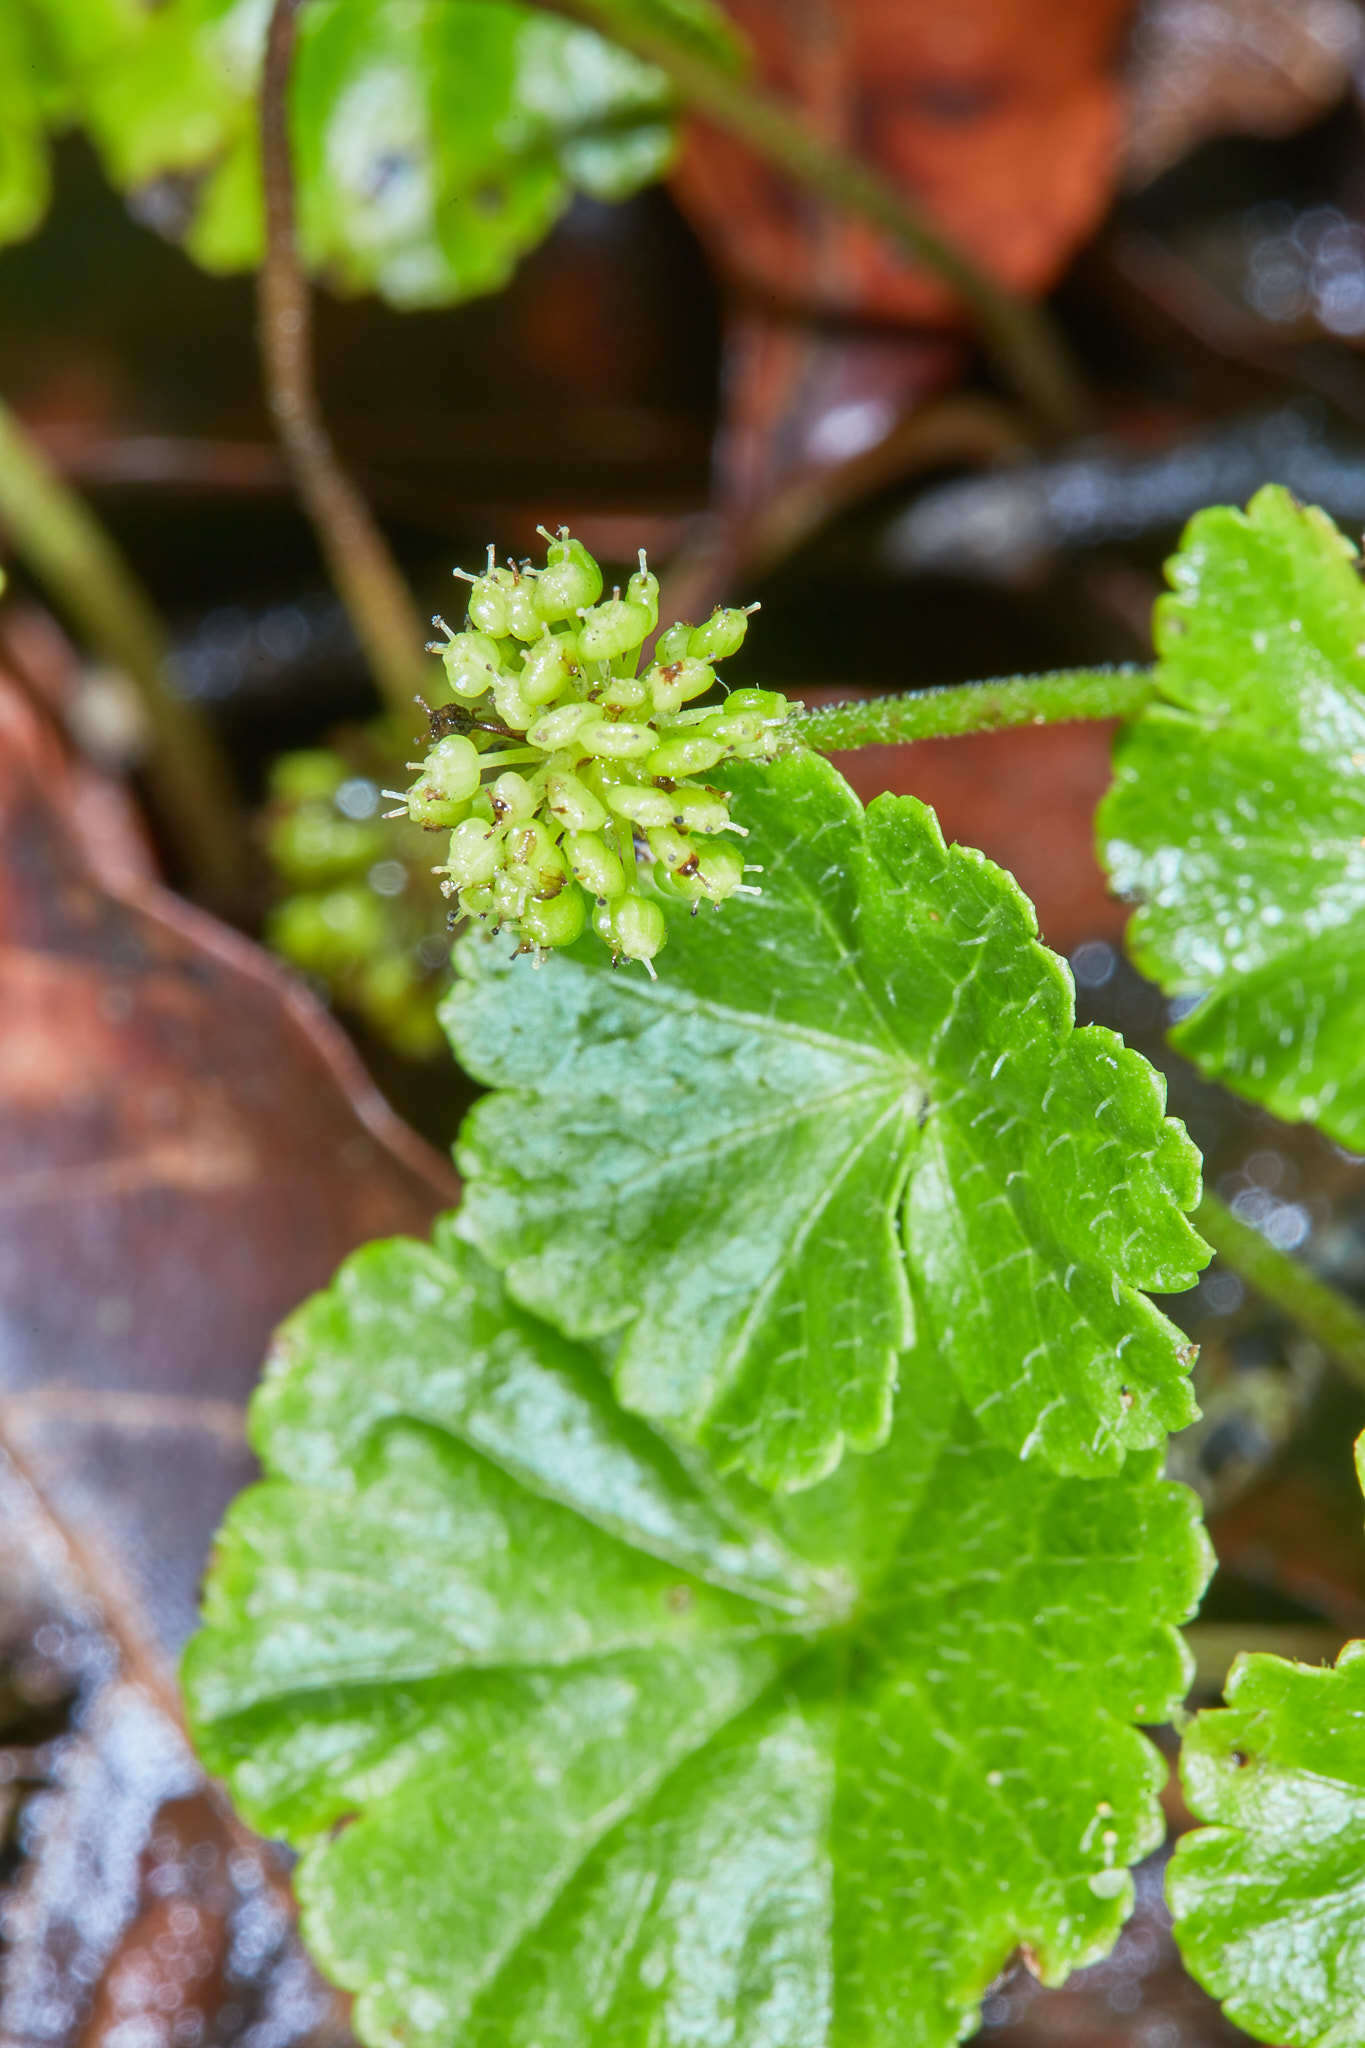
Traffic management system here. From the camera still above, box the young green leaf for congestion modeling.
[10,0,737,296]
[1098,485,1365,1149]
[184,1226,1211,2048]
[446,750,1207,1493]
[1168,1435,1365,2045]
[0,2,62,245]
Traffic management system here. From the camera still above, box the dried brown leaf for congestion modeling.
[670,0,1133,325]
[0,672,455,2045]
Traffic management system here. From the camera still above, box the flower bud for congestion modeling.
[610,892,666,965]
[444,818,502,890]
[441,631,502,700]
[521,884,587,950]
[579,717,656,761]
[533,532,603,621]
[688,606,752,663]
[544,770,607,833]
[646,733,725,778]
[565,831,627,900]
[605,782,677,829]
[519,631,575,707]
[578,599,654,664]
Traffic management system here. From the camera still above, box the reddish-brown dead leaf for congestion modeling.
[670,0,1134,326]
[0,669,456,2044]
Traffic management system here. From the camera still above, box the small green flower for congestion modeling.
[388,528,795,972]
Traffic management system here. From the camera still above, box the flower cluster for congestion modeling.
[389,528,793,971]
[265,739,447,1059]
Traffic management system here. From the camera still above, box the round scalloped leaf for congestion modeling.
[185,1227,1211,2048]
[1168,1429,1365,2046]
[1099,485,1365,1149]
[445,750,1207,1494]
[10,0,738,299]
[1170,1652,1365,2044]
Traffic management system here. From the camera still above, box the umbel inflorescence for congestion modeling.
[388,528,795,971]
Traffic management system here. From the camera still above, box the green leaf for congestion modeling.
[445,750,1207,1493]
[1098,485,1365,1149]
[1168,1434,1365,2045]
[1170,1654,1365,2048]
[0,2,66,245]
[185,1226,1211,2048]
[15,0,738,295]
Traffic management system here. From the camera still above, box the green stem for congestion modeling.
[791,666,1155,751]
[536,0,1091,437]
[1195,1191,1365,1396]
[0,396,245,901]
[259,0,428,725]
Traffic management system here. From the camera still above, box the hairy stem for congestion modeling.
[0,396,245,900]
[536,0,1090,436]
[1195,1191,1365,1395]
[260,0,427,725]
[791,667,1155,750]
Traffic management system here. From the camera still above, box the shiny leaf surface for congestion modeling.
[1169,1437,1365,2045]
[1099,486,1365,1148]
[9,0,735,302]
[186,1227,1210,2048]
[447,750,1207,1493]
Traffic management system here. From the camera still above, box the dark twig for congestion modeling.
[259,0,427,723]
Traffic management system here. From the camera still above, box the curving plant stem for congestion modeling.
[259,0,428,725]
[534,0,1092,438]
[791,667,1155,750]
[0,396,245,901]
[1194,1191,1365,1399]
